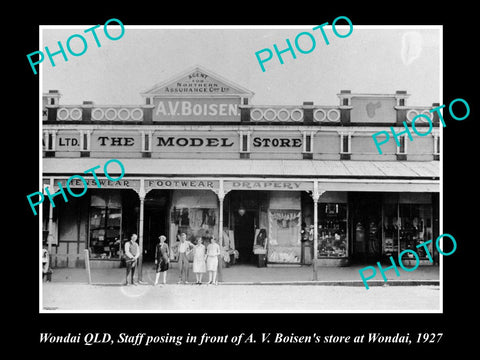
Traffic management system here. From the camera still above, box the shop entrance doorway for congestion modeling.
[143,190,170,262]
[227,191,262,265]
[350,192,382,262]
[234,210,257,264]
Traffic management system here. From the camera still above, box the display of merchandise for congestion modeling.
[383,204,433,260]
[317,203,347,258]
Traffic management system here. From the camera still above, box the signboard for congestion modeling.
[251,132,303,152]
[88,130,240,153]
[54,178,140,189]
[350,97,397,123]
[145,179,219,191]
[56,132,80,151]
[154,132,239,152]
[224,180,313,192]
[145,68,250,122]
[90,132,142,151]
[162,70,237,95]
[153,97,240,121]
[48,130,313,155]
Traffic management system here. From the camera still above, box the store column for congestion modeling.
[216,180,225,283]
[311,181,325,281]
[138,180,146,283]
[47,178,54,255]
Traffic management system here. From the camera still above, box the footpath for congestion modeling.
[47,262,440,287]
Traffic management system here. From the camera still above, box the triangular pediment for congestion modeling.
[141,65,254,97]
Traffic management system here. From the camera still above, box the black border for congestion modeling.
[17,4,477,355]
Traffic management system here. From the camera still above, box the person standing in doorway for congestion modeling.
[124,234,140,285]
[177,233,193,284]
[206,236,221,285]
[192,237,206,284]
[154,235,170,285]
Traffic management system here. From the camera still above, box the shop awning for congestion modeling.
[43,158,439,179]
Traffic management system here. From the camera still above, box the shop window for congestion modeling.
[399,204,433,260]
[169,190,218,261]
[383,203,399,257]
[268,209,301,263]
[88,192,122,259]
[170,207,217,260]
[317,203,348,258]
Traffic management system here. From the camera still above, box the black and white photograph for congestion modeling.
[38,24,442,313]
[16,7,476,354]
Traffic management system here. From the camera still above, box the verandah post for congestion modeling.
[311,182,324,281]
[138,179,146,283]
[216,180,225,283]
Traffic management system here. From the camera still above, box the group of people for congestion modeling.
[123,232,221,286]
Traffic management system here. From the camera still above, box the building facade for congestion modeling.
[42,66,440,278]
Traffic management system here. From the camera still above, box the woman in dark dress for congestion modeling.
[154,235,170,285]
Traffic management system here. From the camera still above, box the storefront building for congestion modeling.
[42,66,440,279]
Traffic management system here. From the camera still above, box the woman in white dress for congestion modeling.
[192,237,206,284]
[206,236,221,285]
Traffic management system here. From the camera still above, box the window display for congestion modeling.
[169,190,219,261]
[267,210,301,263]
[317,203,347,258]
[89,207,122,259]
[399,204,433,260]
[382,203,399,257]
[170,207,217,260]
[381,201,434,260]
